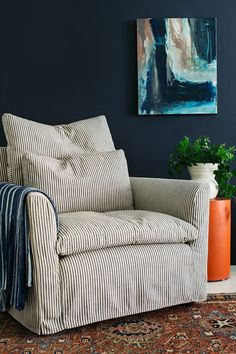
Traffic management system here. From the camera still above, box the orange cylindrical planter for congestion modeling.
[207,198,231,281]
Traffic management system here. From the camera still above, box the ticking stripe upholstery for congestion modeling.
[0,147,8,182]
[8,178,209,335]
[9,192,62,334]
[130,177,210,300]
[57,210,198,256]
[0,183,58,311]
[61,243,194,330]
[22,150,133,213]
[2,113,115,185]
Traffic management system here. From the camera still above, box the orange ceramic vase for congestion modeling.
[207,198,231,281]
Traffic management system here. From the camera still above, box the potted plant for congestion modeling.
[169,136,236,281]
[168,136,236,200]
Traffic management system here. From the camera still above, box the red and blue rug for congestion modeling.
[0,294,236,353]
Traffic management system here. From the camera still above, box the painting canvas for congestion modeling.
[137,18,217,115]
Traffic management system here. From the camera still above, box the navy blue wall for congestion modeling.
[0,0,235,264]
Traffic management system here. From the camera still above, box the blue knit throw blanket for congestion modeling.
[0,183,58,311]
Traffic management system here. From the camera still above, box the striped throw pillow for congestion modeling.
[0,147,8,182]
[2,113,115,185]
[22,150,134,213]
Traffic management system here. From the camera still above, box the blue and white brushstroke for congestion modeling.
[137,18,217,115]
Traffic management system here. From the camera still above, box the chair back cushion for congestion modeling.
[2,113,115,185]
[22,150,133,213]
[0,147,8,182]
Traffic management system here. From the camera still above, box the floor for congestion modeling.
[207,265,236,293]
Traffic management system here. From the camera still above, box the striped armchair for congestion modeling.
[0,114,210,334]
[0,146,210,334]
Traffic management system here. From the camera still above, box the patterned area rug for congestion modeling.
[0,294,236,353]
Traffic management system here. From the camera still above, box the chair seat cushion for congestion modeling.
[57,210,198,256]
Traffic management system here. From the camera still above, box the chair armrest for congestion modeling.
[10,192,61,334]
[26,192,61,333]
[130,177,210,300]
[130,177,209,228]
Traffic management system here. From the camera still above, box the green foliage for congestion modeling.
[214,164,236,199]
[168,136,236,200]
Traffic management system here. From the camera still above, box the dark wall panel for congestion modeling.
[0,0,235,263]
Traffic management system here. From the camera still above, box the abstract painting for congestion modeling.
[137,18,217,115]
